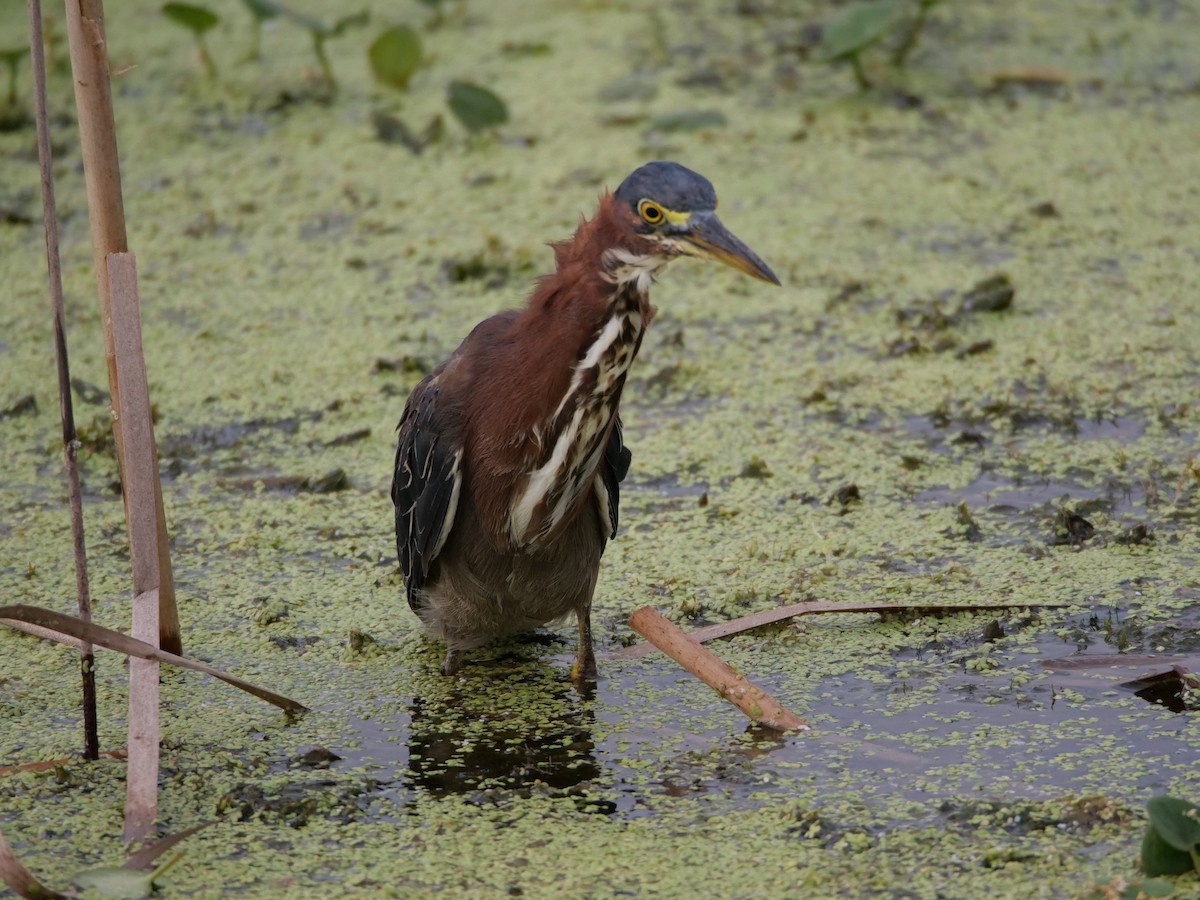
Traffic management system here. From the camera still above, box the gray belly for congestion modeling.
[414,495,605,651]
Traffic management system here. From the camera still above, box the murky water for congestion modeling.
[281,596,1198,833]
[4,0,1200,893]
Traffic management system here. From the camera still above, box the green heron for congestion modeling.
[392,161,779,678]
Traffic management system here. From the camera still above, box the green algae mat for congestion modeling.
[2,2,1199,896]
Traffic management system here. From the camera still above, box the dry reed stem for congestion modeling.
[616,599,1067,659]
[28,0,99,761]
[0,827,63,899]
[0,605,308,714]
[107,253,161,842]
[64,0,181,655]
[628,606,808,732]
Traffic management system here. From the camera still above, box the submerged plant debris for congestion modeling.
[2,1,1199,896]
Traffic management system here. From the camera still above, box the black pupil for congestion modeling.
[645,205,660,221]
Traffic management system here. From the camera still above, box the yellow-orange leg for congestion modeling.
[570,607,598,681]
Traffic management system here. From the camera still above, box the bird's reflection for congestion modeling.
[404,656,611,812]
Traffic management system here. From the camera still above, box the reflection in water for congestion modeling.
[327,604,1199,828]
[404,666,611,812]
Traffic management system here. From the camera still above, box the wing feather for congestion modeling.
[391,374,463,612]
[595,416,632,544]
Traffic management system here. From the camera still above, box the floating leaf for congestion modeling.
[161,2,219,34]
[369,25,423,90]
[1146,795,1200,852]
[447,80,509,133]
[76,848,185,899]
[1141,823,1197,877]
[73,866,156,899]
[822,0,897,60]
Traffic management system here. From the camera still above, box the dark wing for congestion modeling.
[391,372,463,613]
[594,415,632,546]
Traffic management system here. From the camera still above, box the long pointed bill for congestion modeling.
[678,211,781,285]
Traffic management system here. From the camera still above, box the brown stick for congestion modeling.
[0,618,87,650]
[0,827,65,900]
[28,0,98,761]
[615,600,1067,659]
[107,254,160,843]
[123,823,210,872]
[629,606,808,732]
[123,585,160,845]
[64,0,126,416]
[64,0,181,656]
[0,605,308,714]
[108,254,160,596]
[0,749,127,777]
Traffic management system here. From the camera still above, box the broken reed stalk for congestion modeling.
[64,0,182,657]
[615,599,1068,660]
[65,0,183,842]
[27,0,98,761]
[0,827,62,900]
[0,604,308,715]
[0,749,126,777]
[108,253,160,843]
[628,606,808,732]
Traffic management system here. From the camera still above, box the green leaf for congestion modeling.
[0,47,30,66]
[822,0,898,60]
[74,866,156,899]
[447,80,509,133]
[1141,823,1196,877]
[239,0,281,21]
[368,26,423,90]
[161,2,219,34]
[1147,795,1200,852]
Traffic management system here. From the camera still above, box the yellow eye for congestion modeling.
[638,200,665,225]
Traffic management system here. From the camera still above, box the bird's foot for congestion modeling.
[441,648,464,676]
[569,646,597,683]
